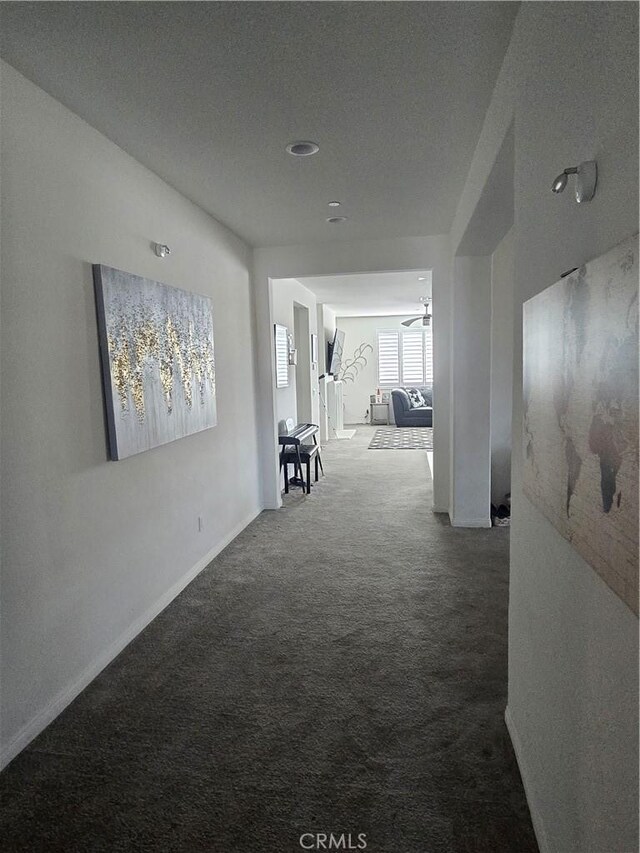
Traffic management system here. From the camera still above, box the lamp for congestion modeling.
[551,160,597,203]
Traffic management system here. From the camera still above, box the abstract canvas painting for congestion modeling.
[523,234,638,613]
[93,264,217,460]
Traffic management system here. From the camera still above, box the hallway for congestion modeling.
[0,428,537,852]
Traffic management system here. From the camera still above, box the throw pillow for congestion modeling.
[407,388,424,408]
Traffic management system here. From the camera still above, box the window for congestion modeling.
[377,328,433,386]
[377,330,400,385]
[402,330,424,384]
[424,326,433,385]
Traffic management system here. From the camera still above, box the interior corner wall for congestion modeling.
[490,227,514,505]
[455,6,639,851]
[321,304,337,366]
[316,304,336,443]
[253,235,452,512]
[293,304,312,423]
[0,63,262,766]
[450,256,492,527]
[270,278,319,430]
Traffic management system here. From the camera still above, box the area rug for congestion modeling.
[368,427,433,450]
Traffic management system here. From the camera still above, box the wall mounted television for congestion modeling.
[327,328,345,376]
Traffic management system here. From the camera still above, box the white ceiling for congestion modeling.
[0,3,519,248]
[298,270,432,317]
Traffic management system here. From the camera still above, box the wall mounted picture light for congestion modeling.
[551,160,597,203]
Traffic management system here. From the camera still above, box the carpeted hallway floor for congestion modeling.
[0,426,538,853]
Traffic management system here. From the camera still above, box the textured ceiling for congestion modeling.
[0,2,519,248]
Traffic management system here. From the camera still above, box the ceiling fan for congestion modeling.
[402,301,432,327]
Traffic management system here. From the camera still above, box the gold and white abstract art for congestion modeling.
[93,264,217,460]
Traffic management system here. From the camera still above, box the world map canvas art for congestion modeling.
[523,234,638,614]
[94,265,217,460]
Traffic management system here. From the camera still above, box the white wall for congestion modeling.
[253,235,452,512]
[293,304,312,423]
[453,6,639,851]
[450,256,492,527]
[490,227,514,505]
[337,315,414,424]
[316,304,336,442]
[270,278,319,430]
[0,64,262,766]
[320,303,336,375]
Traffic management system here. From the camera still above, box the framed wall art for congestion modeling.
[523,234,638,613]
[93,264,217,460]
[274,323,289,388]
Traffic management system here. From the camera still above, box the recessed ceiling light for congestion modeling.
[286,140,319,157]
[417,276,426,281]
[328,200,341,207]
[326,216,348,224]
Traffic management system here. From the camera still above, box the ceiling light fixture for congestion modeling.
[286,140,319,157]
[326,216,348,224]
[417,276,426,281]
[328,200,341,207]
[551,160,597,202]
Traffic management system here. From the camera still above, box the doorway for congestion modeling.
[261,267,448,514]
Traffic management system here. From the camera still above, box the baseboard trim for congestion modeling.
[450,515,492,528]
[432,505,449,514]
[505,705,552,853]
[0,506,262,771]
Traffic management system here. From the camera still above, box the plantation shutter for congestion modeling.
[377,331,400,385]
[377,327,434,386]
[401,330,425,385]
[424,325,433,385]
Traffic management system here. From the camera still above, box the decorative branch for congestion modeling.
[339,342,373,383]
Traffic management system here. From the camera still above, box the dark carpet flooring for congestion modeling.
[0,426,538,853]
